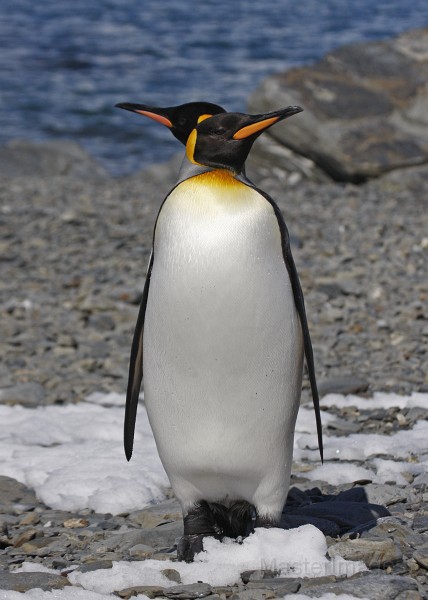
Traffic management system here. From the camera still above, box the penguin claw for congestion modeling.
[177,533,208,562]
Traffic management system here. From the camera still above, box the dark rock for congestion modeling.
[302,571,419,598]
[0,477,38,510]
[0,571,70,591]
[246,578,302,594]
[318,376,369,397]
[412,514,428,533]
[164,582,212,599]
[240,569,279,584]
[413,544,428,570]
[248,28,428,182]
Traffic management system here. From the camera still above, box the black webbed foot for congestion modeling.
[177,533,212,562]
[177,499,254,562]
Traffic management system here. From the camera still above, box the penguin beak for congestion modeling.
[233,106,303,140]
[115,103,173,129]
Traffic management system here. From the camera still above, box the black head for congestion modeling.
[186,106,303,174]
[115,101,226,145]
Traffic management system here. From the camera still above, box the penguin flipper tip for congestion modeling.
[124,443,133,462]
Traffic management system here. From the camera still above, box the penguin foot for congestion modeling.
[177,533,216,562]
[178,501,222,562]
[178,500,256,561]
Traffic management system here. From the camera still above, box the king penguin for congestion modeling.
[121,106,323,562]
[115,100,225,144]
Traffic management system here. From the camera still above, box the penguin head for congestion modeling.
[186,106,303,174]
[115,101,225,145]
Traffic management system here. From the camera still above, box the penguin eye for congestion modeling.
[177,117,187,127]
[207,126,226,136]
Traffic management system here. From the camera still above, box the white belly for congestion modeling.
[143,171,303,519]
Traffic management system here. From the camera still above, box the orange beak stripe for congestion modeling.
[134,110,173,128]
[233,116,279,140]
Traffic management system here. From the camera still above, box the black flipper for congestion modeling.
[284,243,324,462]
[237,174,323,462]
[124,252,154,461]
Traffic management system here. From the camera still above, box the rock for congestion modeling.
[163,583,212,599]
[117,585,165,599]
[0,477,38,510]
[248,28,428,182]
[246,579,302,594]
[161,568,182,583]
[328,537,402,567]
[302,571,419,599]
[0,382,47,407]
[240,570,280,584]
[363,484,415,507]
[91,521,181,554]
[128,497,182,528]
[413,544,428,570]
[412,514,428,533]
[19,512,40,527]
[246,131,330,185]
[361,518,426,550]
[62,517,90,528]
[128,543,156,559]
[0,571,70,592]
[0,139,107,179]
[12,527,38,548]
[318,376,369,397]
[78,559,113,573]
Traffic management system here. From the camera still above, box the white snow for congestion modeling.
[1,390,427,598]
[1,392,428,513]
[320,391,428,411]
[68,526,366,593]
[0,401,169,513]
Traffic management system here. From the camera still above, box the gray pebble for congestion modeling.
[161,568,182,584]
[164,582,212,599]
[0,571,70,592]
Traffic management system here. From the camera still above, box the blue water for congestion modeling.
[2,0,428,174]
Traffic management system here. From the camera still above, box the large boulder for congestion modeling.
[248,28,428,182]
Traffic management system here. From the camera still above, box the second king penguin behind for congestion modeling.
[118,102,323,562]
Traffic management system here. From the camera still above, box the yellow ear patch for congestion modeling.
[186,128,202,165]
[197,114,212,124]
[186,114,213,165]
[233,116,279,140]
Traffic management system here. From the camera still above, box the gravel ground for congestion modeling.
[1,151,427,405]
[0,144,427,597]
